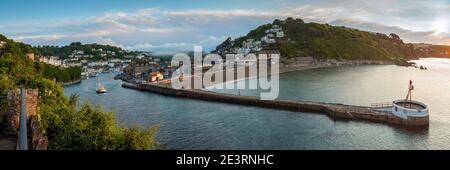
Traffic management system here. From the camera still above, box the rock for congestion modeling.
[30,116,48,150]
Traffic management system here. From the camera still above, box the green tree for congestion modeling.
[1,33,160,150]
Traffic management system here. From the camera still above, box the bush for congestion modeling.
[41,63,81,82]
[1,34,160,150]
[40,104,160,150]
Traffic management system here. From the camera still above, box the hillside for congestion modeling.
[214,17,416,63]
[34,42,144,61]
[0,34,81,84]
[412,43,450,58]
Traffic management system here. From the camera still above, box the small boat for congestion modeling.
[96,83,107,94]
[81,72,88,80]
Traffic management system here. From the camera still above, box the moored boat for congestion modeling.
[96,83,107,94]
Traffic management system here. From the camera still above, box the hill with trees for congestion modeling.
[215,17,417,63]
[34,42,144,61]
[412,43,450,58]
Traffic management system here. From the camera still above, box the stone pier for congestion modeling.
[122,83,429,127]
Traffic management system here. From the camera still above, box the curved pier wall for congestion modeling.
[122,83,429,127]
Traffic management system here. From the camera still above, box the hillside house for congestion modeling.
[146,72,164,82]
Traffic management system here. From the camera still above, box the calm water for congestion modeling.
[64,58,450,150]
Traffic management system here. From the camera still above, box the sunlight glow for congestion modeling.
[432,18,449,35]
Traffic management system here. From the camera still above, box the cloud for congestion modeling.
[14,30,111,41]
[94,37,123,47]
[330,18,450,45]
[124,36,227,54]
[140,28,178,33]
[1,0,449,53]
[163,9,289,19]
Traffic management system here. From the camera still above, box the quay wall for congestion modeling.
[61,79,82,86]
[122,83,429,127]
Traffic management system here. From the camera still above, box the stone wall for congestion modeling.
[2,89,47,150]
[0,110,5,127]
[388,114,429,126]
[3,89,38,135]
[30,116,48,150]
[61,79,82,86]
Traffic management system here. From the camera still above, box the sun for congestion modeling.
[432,18,449,35]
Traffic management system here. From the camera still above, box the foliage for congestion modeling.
[0,34,160,150]
[33,42,144,61]
[69,93,79,108]
[40,104,160,150]
[413,44,450,58]
[41,63,82,82]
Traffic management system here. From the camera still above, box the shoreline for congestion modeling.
[203,59,394,89]
[61,79,82,86]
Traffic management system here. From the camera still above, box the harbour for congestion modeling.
[63,58,450,149]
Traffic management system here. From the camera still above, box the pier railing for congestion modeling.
[370,102,393,108]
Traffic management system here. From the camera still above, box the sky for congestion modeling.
[0,0,449,54]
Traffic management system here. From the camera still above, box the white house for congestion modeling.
[276,31,285,38]
[0,41,6,48]
[75,50,84,55]
[266,39,276,44]
[137,55,145,59]
[238,47,251,55]
[48,56,62,66]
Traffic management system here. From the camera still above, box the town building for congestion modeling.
[276,31,284,38]
[39,56,62,66]
[48,56,62,66]
[26,53,35,61]
[146,72,164,82]
[257,49,281,60]
[123,59,153,79]
[163,66,177,78]
[0,41,6,48]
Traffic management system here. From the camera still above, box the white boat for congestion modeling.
[96,83,107,94]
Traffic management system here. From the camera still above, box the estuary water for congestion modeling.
[64,58,450,149]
